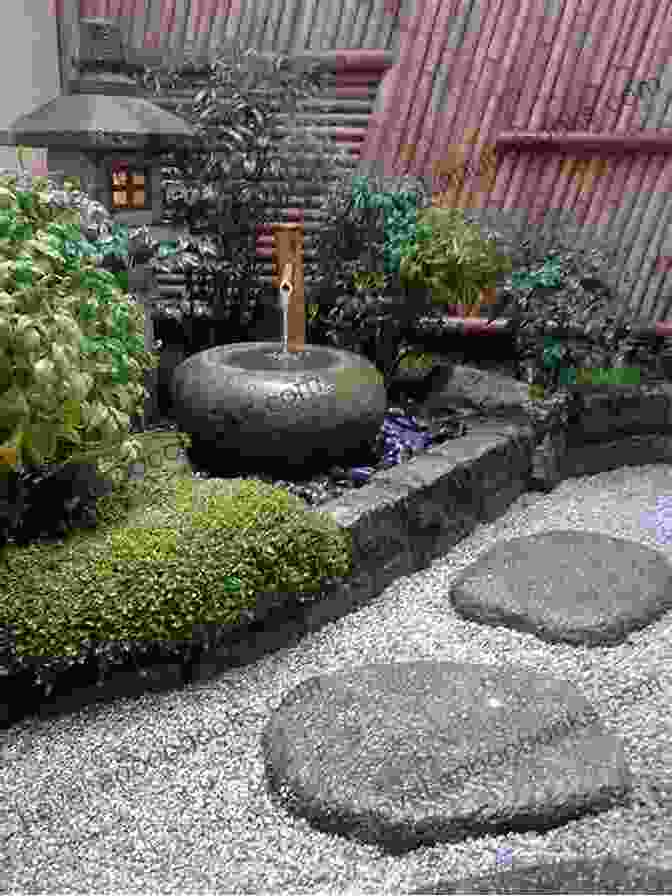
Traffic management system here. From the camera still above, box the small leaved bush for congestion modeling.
[0,475,352,687]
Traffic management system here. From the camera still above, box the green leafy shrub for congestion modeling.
[0,175,152,552]
[400,206,514,306]
[0,476,352,687]
[0,173,156,485]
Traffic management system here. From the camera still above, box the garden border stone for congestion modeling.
[3,380,672,728]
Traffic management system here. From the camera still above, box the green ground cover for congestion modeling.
[0,472,352,678]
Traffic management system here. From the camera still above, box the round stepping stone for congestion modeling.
[262,661,630,854]
[411,857,672,893]
[450,530,672,647]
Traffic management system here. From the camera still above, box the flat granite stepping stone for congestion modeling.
[262,661,630,855]
[411,857,672,893]
[450,530,672,647]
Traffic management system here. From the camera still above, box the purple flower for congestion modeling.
[640,496,672,544]
[496,846,513,867]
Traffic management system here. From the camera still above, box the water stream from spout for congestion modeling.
[281,286,290,356]
[269,267,310,367]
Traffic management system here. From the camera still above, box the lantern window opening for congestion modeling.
[109,164,150,210]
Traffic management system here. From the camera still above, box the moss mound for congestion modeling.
[0,475,352,679]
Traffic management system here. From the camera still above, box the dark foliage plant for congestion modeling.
[136,44,352,348]
[347,173,436,278]
[306,172,443,384]
[307,169,434,303]
[0,461,115,558]
[482,211,653,391]
[150,233,267,351]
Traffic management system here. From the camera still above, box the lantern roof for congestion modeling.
[6,17,197,152]
[7,94,197,151]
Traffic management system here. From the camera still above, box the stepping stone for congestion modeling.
[450,530,672,647]
[411,857,672,893]
[262,661,630,854]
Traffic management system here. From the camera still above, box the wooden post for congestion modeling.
[272,223,305,352]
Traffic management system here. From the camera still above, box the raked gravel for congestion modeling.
[1,463,671,895]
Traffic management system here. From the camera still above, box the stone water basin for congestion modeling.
[169,342,388,479]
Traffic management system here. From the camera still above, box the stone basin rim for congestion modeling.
[182,342,374,375]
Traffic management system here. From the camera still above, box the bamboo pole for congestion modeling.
[272,223,305,352]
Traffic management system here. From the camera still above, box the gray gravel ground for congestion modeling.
[1,463,671,894]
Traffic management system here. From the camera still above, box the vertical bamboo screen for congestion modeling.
[50,0,672,323]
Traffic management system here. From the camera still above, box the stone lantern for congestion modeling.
[5,18,197,229]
